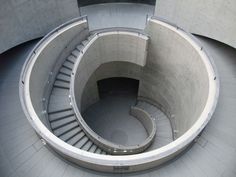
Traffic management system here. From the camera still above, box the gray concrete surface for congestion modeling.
[0,31,236,177]
[0,0,80,54]
[80,3,154,30]
[140,18,216,138]
[155,0,236,49]
[24,18,88,128]
[20,16,217,171]
[47,33,106,155]
[81,61,142,112]
[83,94,147,146]
[73,31,148,111]
[0,2,236,176]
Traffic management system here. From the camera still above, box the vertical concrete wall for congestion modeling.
[139,19,209,137]
[155,0,236,49]
[81,61,142,112]
[73,32,148,111]
[0,0,80,54]
[28,20,88,127]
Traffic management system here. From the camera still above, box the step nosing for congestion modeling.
[52,120,76,130]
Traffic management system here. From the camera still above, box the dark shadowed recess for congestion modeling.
[97,77,139,99]
[77,0,155,7]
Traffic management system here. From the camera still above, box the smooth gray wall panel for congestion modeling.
[0,0,80,54]
[155,0,236,49]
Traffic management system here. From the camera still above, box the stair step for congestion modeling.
[95,148,102,154]
[48,107,71,115]
[88,144,97,153]
[67,55,76,64]
[101,151,106,155]
[71,49,80,57]
[87,35,94,41]
[54,80,70,89]
[74,136,89,148]
[51,116,76,130]
[51,87,69,96]
[63,61,74,70]
[76,45,84,51]
[56,73,70,83]
[59,67,71,76]
[81,140,93,151]
[60,127,82,142]
[49,109,74,122]
[82,40,89,46]
[67,131,85,145]
[48,101,71,114]
[53,121,79,137]
[49,94,70,104]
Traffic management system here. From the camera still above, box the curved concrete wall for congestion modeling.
[21,18,88,128]
[139,18,212,137]
[20,17,218,172]
[73,31,148,110]
[155,0,236,48]
[0,0,80,54]
[81,61,142,112]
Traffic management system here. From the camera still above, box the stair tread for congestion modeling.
[74,136,89,148]
[49,94,70,103]
[67,131,85,146]
[49,109,74,122]
[95,148,102,154]
[53,121,79,136]
[72,49,80,57]
[81,140,93,151]
[88,144,97,153]
[82,40,88,46]
[48,101,71,114]
[59,67,71,76]
[51,87,69,96]
[67,55,76,63]
[76,45,83,51]
[54,80,70,89]
[56,73,70,82]
[51,116,76,130]
[60,127,82,142]
[101,151,106,155]
[63,61,74,70]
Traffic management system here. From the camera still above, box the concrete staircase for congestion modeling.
[47,35,107,155]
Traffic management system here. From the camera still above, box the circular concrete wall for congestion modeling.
[20,16,219,172]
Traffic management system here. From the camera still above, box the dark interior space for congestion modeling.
[97,77,139,99]
[77,0,155,7]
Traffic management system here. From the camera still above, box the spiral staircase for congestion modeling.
[0,2,236,177]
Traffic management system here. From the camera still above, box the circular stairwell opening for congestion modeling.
[20,17,219,172]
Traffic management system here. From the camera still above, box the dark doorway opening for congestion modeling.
[97,77,139,99]
[77,0,156,7]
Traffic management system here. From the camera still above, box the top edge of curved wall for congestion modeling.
[155,0,236,49]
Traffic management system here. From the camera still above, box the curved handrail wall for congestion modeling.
[20,16,219,173]
[20,16,89,128]
[130,106,156,143]
[71,29,150,154]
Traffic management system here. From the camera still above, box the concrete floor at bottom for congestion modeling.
[83,93,173,149]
